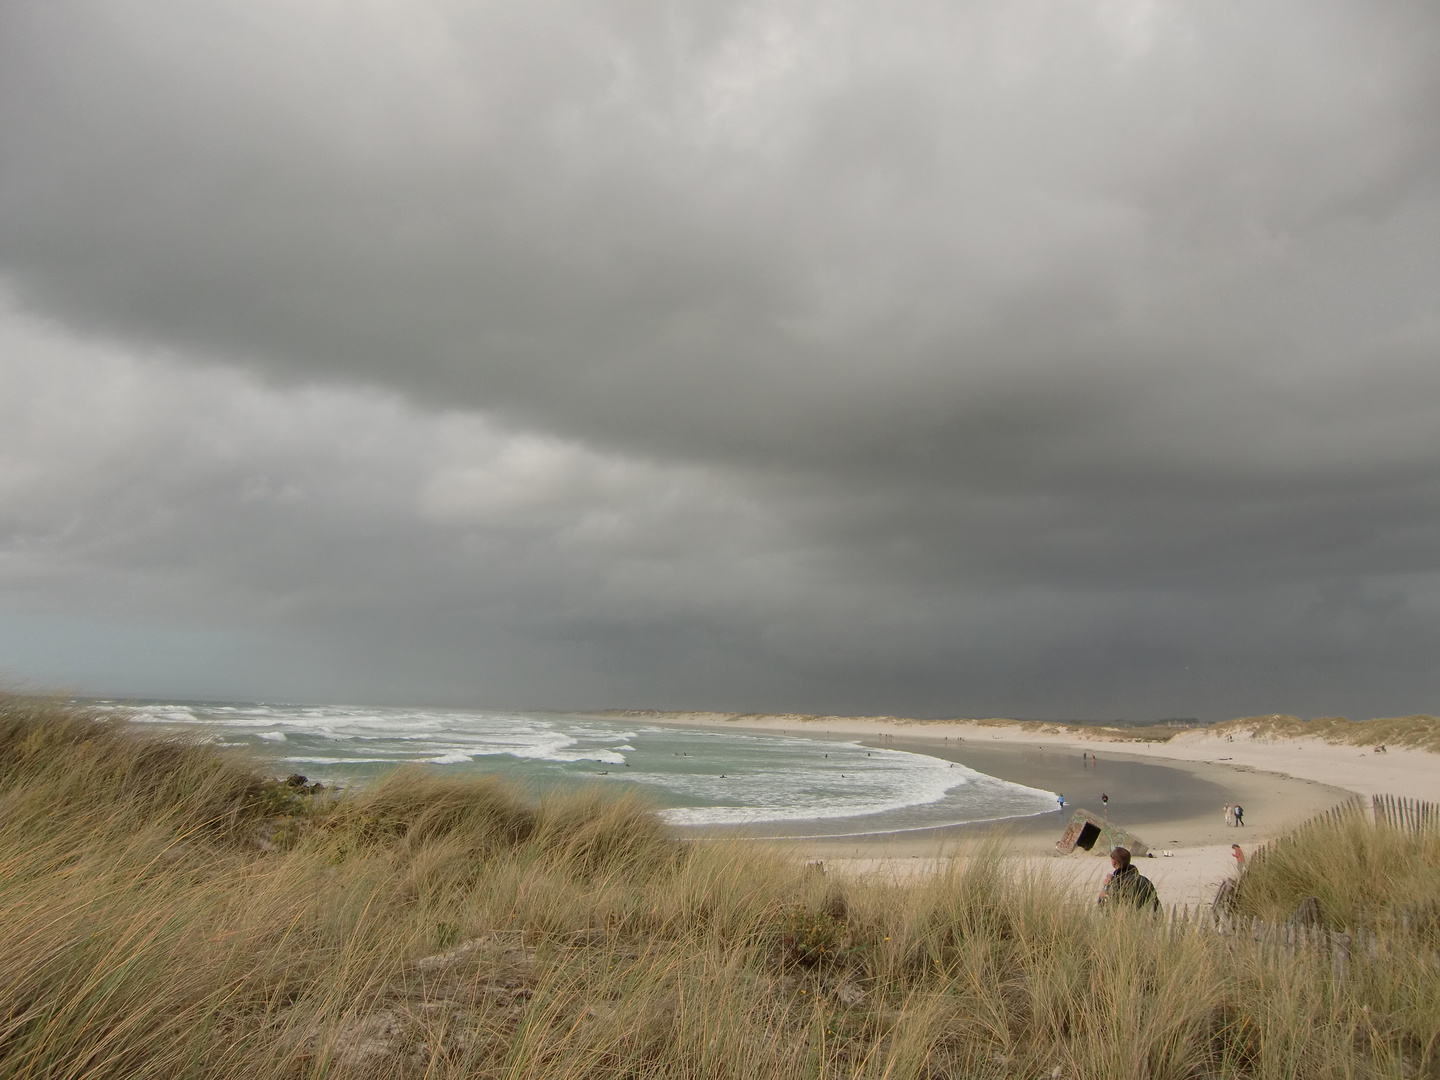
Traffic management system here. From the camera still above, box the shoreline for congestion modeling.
[614,711,1438,907]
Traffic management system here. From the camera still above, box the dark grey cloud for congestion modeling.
[2,1,1440,718]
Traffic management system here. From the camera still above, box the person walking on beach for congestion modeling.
[1233,804,1243,827]
[1231,844,1245,869]
[1101,792,1108,811]
[1224,803,1234,827]
[1057,793,1065,811]
[1098,847,1159,912]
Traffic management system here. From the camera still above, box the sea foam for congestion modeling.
[92,701,1056,830]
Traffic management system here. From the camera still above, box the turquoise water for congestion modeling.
[93,700,1057,837]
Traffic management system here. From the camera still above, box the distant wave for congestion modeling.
[429,750,474,764]
[90,701,1057,829]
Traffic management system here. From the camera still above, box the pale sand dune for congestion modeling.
[626,711,1438,908]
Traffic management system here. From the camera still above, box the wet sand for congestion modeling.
[878,734,1347,848]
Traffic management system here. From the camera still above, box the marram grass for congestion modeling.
[1211,713,1440,753]
[1,696,1438,1079]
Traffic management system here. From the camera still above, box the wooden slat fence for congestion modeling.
[1371,793,1440,832]
[1141,792,1440,983]
[1313,795,1366,828]
[1153,901,1440,985]
[1244,796,1366,868]
[1245,792,1436,869]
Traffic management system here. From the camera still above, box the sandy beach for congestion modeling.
[616,711,1438,908]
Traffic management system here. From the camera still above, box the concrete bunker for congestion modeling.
[1054,808,1149,858]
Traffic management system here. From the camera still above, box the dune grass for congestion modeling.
[604,709,1440,747]
[2,696,1439,1079]
[1231,800,1440,936]
[1209,713,1440,753]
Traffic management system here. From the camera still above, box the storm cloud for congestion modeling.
[2,0,1439,718]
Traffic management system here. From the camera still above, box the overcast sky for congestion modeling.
[2,0,1439,720]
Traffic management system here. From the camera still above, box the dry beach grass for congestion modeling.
[1208,714,1440,755]
[2,696,1439,1079]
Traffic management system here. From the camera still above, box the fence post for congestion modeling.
[1331,931,1350,988]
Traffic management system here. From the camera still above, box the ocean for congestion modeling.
[92,701,1058,838]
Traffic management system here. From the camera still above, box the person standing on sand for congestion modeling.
[1101,792,1109,811]
[1098,847,1159,912]
[1232,844,1245,869]
[1224,803,1234,827]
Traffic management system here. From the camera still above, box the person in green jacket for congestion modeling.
[1098,847,1160,912]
